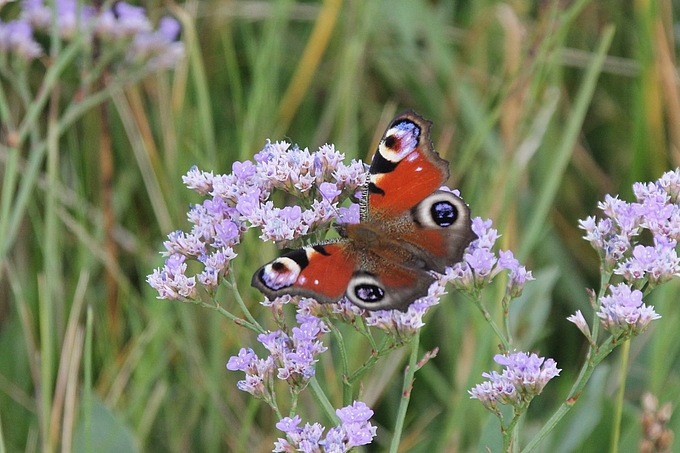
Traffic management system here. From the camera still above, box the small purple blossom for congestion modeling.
[10,0,183,68]
[448,217,533,297]
[0,20,43,60]
[274,402,377,452]
[338,203,361,224]
[470,352,561,411]
[581,169,680,276]
[226,348,275,400]
[364,277,447,339]
[567,310,591,339]
[615,236,680,286]
[319,182,342,202]
[597,283,660,336]
[146,253,197,300]
[236,316,329,390]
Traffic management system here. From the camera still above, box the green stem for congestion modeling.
[308,377,339,424]
[610,340,630,453]
[346,337,392,384]
[388,331,420,453]
[225,269,264,334]
[193,299,261,333]
[326,322,352,406]
[521,337,618,452]
[504,410,523,452]
[469,292,511,352]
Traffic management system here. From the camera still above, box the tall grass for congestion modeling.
[1,0,679,452]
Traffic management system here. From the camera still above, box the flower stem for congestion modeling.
[609,339,630,453]
[389,330,420,453]
[308,377,339,424]
[521,337,617,452]
[225,269,265,334]
[326,322,352,406]
[469,292,511,352]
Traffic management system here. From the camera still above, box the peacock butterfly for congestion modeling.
[252,111,476,311]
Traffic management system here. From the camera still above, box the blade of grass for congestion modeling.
[518,25,616,261]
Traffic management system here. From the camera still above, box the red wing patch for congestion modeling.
[295,244,356,302]
[369,150,447,216]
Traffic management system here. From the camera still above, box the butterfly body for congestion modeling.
[252,111,475,311]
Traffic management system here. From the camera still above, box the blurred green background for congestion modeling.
[2,0,680,451]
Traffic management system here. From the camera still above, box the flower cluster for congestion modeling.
[274,401,377,452]
[148,142,365,301]
[0,0,183,67]
[596,283,660,337]
[469,352,561,411]
[580,169,680,283]
[572,169,680,339]
[567,283,660,340]
[227,314,329,394]
[449,217,533,298]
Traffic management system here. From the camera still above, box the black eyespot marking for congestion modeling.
[285,248,310,268]
[431,201,458,227]
[355,284,385,302]
[370,149,398,175]
[384,135,397,149]
[272,261,286,271]
[312,245,331,256]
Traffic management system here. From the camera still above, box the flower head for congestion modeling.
[0,19,43,60]
[273,401,377,452]
[448,217,533,298]
[7,0,184,68]
[470,351,560,411]
[597,283,661,337]
[580,169,680,277]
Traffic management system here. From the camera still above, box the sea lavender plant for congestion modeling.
[148,136,545,451]
[149,137,680,451]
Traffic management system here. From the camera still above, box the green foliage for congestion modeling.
[1,0,680,451]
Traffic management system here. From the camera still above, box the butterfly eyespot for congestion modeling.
[430,201,458,227]
[354,284,385,302]
[384,135,397,149]
[346,273,388,307]
[412,190,468,230]
[260,257,302,290]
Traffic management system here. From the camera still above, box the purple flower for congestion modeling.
[0,20,43,60]
[319,182,342,202]
[182,166,214,195]
[146,254,197,300]
[567,310,591,339]
[338,203,361,224]
[274,402,377,452]
[276,415,302,433]
[466,248,497,279]
[332,160,367,192]
[226,348,275,400]
[657,169,680,201]
[226,348,258,372]
[470,351,561,411]
[581,169,680,276]
[615,236,680,285]
[244,317,328,390]
[597,283,660,336]
[126,16,184,69]
[363,274,450,338]
[448,217,533,298]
